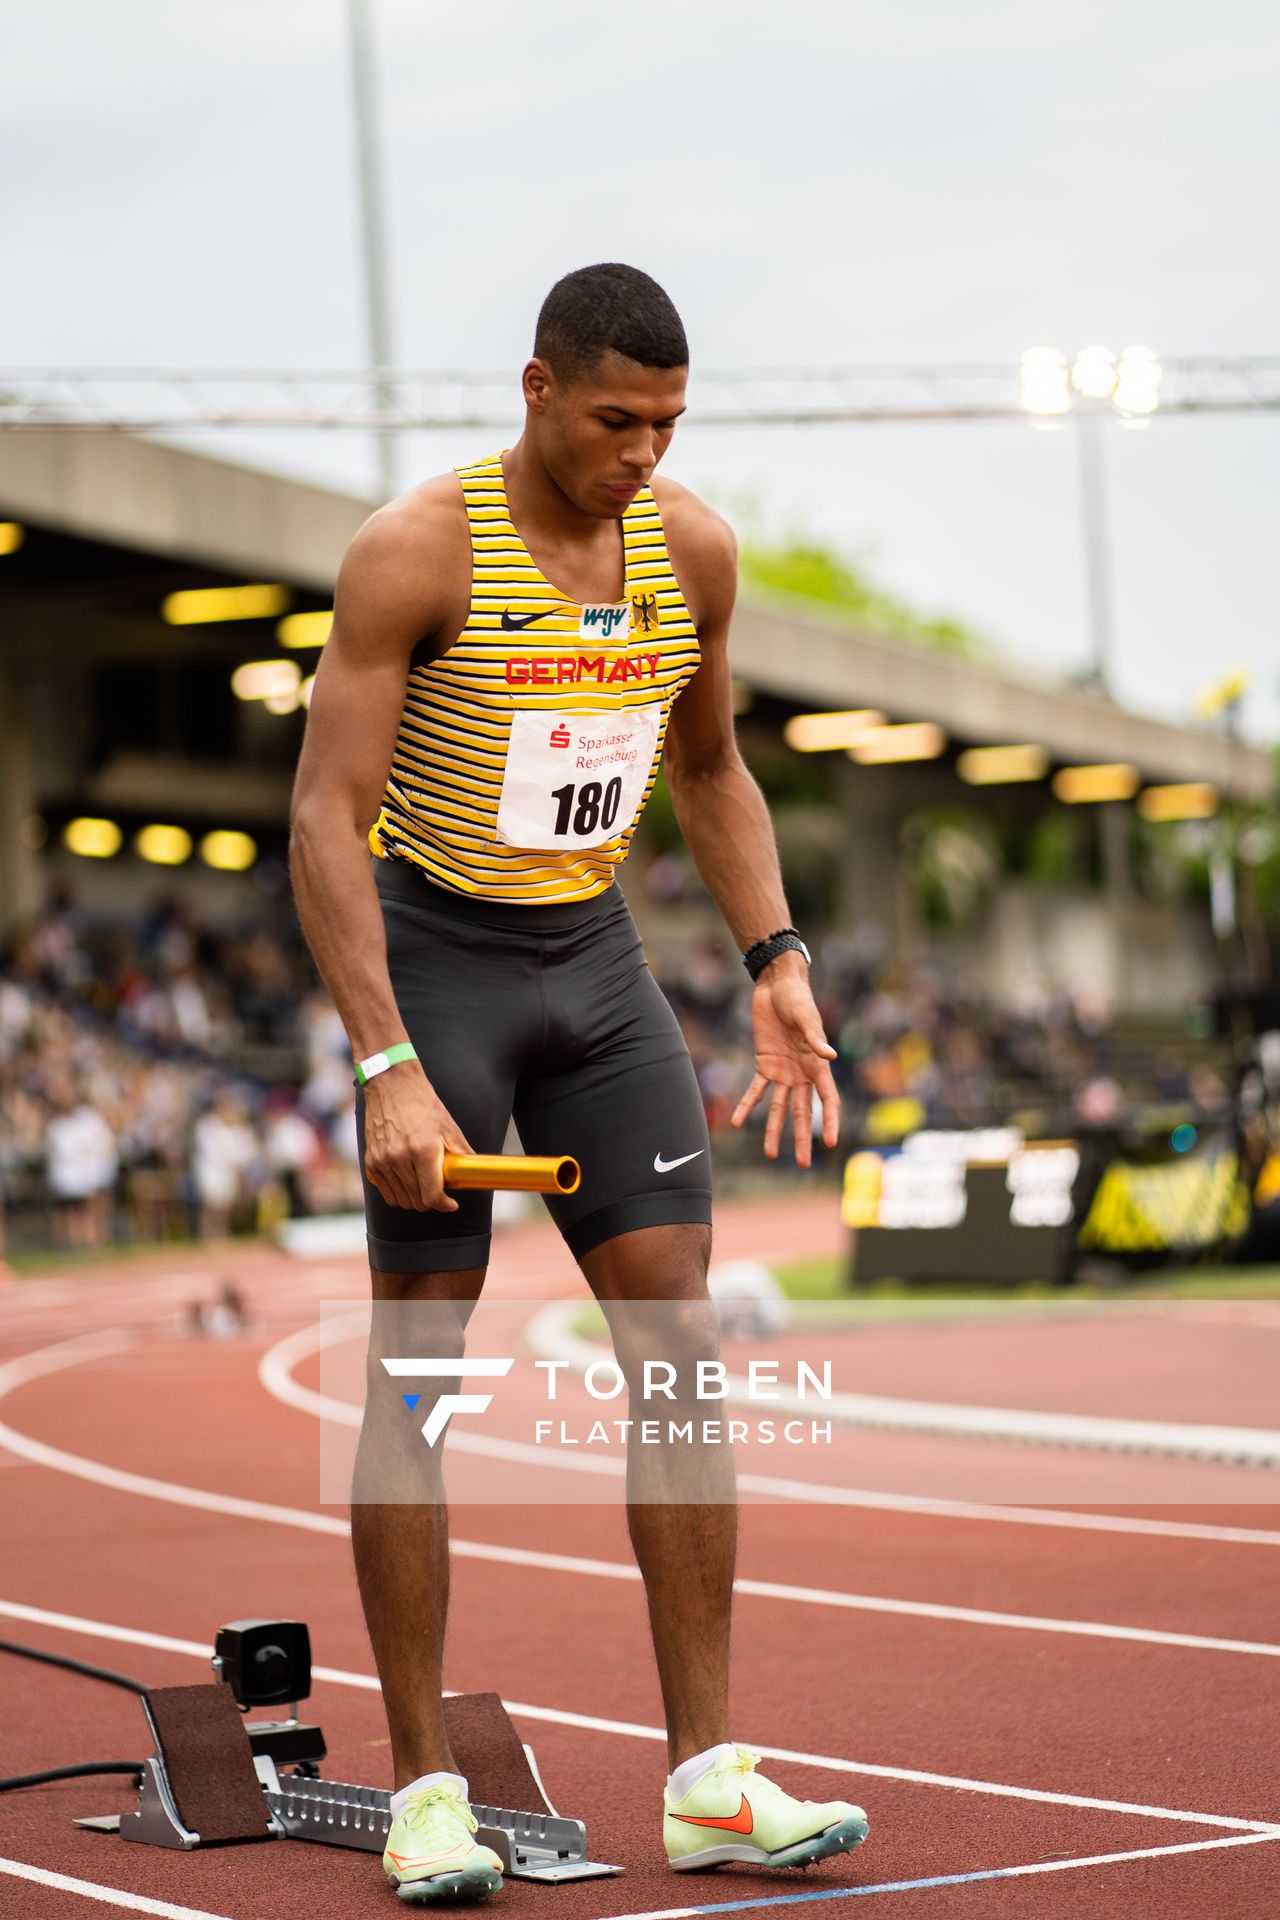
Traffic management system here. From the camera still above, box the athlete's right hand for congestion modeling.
[362,1066,476,1212]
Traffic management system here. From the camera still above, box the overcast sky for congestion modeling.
[4,1,1277,739]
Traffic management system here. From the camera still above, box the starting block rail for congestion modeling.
[76,1684,623,1882]
[258,1759,618,1881]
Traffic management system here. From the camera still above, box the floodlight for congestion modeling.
[957,745,1049,785]
[135,824,193,865]
[1113,346,1162,417]
[231,659,301,703]
[163,584,291,625]
[200,830,258,871]
[1052,763,1139,803]
[848,722,946,764]
[278,610,334,649]
[784,709,886,752]
[1071,347,1118,399]
[64,817,122,858]
[1138,783,1219,822]
[1019,347,1071,417]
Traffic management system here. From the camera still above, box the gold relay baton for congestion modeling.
[442,1153,581,1195]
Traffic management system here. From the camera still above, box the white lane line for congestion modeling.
[593,1831,1280,1918]
[260,1313,1280,1548]
[0,1856,236,1918]
[527,1301,1280,1466]
[2,1599,1275,1836]
[0,1331,348,1537]
[5,1333,1280,1669]
[440,1538,1280,1659]
[0,1600,374,1692]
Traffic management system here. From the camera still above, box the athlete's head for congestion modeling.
[523,263,688,519]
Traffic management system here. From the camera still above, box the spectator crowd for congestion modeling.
[0,881,1228,1260]
[0,891,362,1256]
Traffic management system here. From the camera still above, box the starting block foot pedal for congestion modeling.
[75,1685,274,1849]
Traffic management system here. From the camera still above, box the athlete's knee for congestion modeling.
[608,1294,721,1395]
[364,1270,483,1394]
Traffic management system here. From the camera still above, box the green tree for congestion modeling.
[738,531,987,659]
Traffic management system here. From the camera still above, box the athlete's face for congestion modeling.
[524,351,688,518]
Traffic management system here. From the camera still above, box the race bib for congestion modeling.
[496,704,662,851]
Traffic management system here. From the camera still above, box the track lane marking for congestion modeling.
[4,1335,1278,1655]
[259,1312,1280,1547]
[526,1301,1280,1465]
[5,1334,1280,1666]
[0,1856,236,1918]
[589,1831,1280,1916]
[2,1599,1276,1835]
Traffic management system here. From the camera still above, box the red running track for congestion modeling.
[1,1194,1278,1919]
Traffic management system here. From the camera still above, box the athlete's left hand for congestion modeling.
[730,962,841,1167]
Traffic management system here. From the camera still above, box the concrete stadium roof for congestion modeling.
[1,428,1269,801]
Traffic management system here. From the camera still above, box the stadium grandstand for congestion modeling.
[0,430,1271,1259]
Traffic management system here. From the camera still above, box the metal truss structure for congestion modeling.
[1,359,1278,432]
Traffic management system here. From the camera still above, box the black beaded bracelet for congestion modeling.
[742,928,812,982]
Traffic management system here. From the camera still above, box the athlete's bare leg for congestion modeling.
[351,1264,486,1790]
[579,1222,736,1770]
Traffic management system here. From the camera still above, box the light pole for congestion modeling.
[347,0,398,502]
[1019,344,1163,693]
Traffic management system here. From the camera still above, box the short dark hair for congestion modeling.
[534,263,688,382]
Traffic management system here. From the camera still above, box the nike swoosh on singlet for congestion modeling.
[500,606,568,631]
[654,1149,707,1173]
[672,1794,754,1834]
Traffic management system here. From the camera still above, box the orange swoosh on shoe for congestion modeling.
[673,1794,754,1834]
[386,1847,474,1870]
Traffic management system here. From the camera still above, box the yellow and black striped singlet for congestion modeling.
[369,453,701,902]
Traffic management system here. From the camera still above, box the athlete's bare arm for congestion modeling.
[290,479,476,1214]
[658,480,840,1165]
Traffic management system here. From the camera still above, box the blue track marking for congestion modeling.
[592,1831,1280,1918]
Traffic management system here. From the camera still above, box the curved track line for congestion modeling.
[2,1600,1275,1836]
[5,1328,1280,1684]
[527,1302,1280,1466]
[0,1334,348,1538]
[259,1314,1280,1548]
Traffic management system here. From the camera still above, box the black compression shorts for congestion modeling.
[357,856,714,1274]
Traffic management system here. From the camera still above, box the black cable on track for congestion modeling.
[0,1637,148,1694]
[1,1762,145,1793]
[0,1637,153,1796]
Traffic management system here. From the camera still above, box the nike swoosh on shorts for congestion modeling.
[654,1149,707,1173]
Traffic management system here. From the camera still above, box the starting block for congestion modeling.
[78,1688,622,1882]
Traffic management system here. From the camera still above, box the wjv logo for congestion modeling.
[382,1357,515,1445]
[579,603,630,639]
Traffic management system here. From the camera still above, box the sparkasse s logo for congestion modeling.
[382,1357,515,1445]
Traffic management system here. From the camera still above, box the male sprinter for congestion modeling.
[290,263,869,1903]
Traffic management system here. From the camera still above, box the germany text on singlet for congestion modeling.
[368,454,701,902]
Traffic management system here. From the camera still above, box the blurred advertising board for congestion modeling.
[842,1127,1253,1285]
